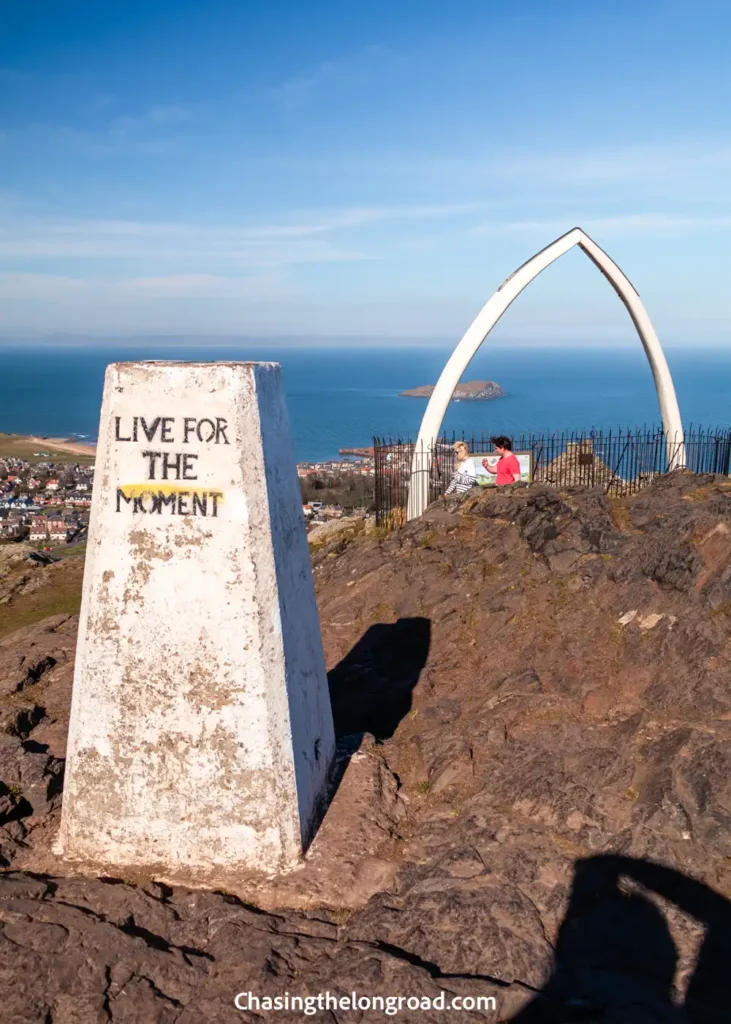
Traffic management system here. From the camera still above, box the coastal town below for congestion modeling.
[298,448,375,530]
[0,434,378,547]
[0,457,93,545]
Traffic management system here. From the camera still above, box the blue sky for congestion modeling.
[1,0,731,342]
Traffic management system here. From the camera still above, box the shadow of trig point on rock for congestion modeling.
[55,361,336,877]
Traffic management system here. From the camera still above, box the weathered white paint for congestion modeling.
[56,361,335,875]
[407,227,685,519]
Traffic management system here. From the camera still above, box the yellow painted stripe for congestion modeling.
[118,484,224,500]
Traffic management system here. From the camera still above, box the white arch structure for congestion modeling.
[406,227,685,520]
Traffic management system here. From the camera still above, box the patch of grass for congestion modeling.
[0,588,82,637]
[552,835,589,858]
[0,563,83,638]
[414,780,431,794]
[530,707,578,723]
[455,518,480,536]
[325,906,356,925]
[50,543,87,561]
[308,522,366,554]
[368,523,392,540]
[369,601,394,622]
[371,508,407,535]
[608,497,633,533]
[684,485,716,502]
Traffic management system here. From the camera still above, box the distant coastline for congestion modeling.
[400,379,505,401]
[0,433,97,463]
[3,346,730,466]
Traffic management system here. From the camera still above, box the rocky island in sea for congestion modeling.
[400,379,505,400]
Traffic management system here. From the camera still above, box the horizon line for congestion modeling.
[0,334,724,350]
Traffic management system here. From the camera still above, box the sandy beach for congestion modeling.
[0,433,97,463]
[24,435,97,457]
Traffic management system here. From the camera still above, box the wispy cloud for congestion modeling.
[0,269,300,305]
[0,273,87,298]
[0,269,314,335]
[273,59,340,111]
[270,44,393,111]
[474,212,731,237]
[6,100,208,156]
[0,213,370,267]
[319,201,494,229]
[489,141,731,190]
[124,273,227,293]
[106,102,205,139]
[120,272,299,300]
[296,137,731,204]
[0,201,498,268]
[86,93,116,114]
[3,202,731,276]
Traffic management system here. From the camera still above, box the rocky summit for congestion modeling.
[2,472,731,1022]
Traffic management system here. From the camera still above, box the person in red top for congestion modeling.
[482,435,521,485]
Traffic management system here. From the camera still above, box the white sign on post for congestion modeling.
[473,451,533,486]
[56,361,335,876]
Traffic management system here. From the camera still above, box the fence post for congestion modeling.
[373,437,384,525]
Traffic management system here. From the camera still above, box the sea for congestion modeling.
[0,342,729,463]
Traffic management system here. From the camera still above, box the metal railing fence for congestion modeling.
[373,426,731,525]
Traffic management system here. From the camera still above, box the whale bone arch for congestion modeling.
[406,227,685,520]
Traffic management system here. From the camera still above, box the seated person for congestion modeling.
[445,441,480,494]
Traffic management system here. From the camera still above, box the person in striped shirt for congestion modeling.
[445,441,480,495]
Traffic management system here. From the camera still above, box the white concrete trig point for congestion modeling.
[56,361,335,876]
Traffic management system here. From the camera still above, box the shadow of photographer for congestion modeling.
[511,854,731,1023]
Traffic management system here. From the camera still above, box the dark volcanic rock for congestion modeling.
[3,472,731,1021]
[0,615,75,866]
[0,873,520,1023]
